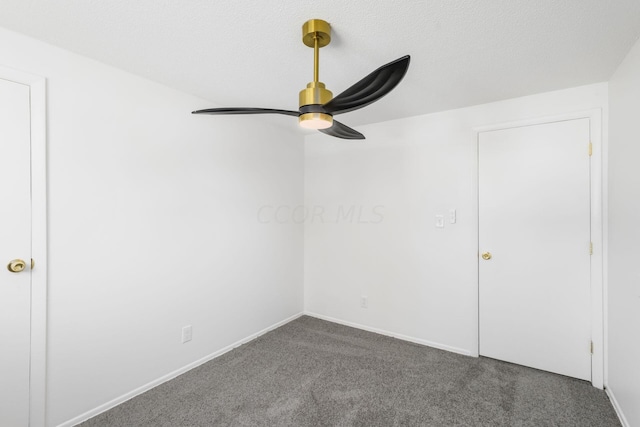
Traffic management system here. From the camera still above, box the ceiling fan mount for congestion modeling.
[301,19,331,48]
[192,19,410,140]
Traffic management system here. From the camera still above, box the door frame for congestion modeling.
[472,109,604,389]
[0,65,47,426]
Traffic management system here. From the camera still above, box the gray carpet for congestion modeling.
[79,316,620,426]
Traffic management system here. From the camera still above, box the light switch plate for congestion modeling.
[182,325,192,343]
[435,215,445,228]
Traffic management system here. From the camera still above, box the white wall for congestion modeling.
[304,83,607,355]
[0,27,304,427]
[608,36,640,427]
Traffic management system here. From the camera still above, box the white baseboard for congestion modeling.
[606,387,630,427]
[58,312,304,427]
[304,311,472,356]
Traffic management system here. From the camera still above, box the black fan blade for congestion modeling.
[319,120,365,140]
[192,107,299,117]
[322,55,410,115]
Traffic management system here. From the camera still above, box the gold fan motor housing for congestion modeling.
[299,81,333,107]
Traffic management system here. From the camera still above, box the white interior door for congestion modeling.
[0,77,33,426]
[479,118,592,381]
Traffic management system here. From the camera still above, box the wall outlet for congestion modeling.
[449,208,457,224]
[360,296,368,308]
[182,325,192,343]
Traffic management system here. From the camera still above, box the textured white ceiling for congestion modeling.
[1,1,639,127]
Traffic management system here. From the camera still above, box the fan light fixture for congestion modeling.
[191,19,410,140]
[299,113,333,129]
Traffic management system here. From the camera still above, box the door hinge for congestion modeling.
[589,242,593,255]
[590,341,594,354]
[588,142,593,156]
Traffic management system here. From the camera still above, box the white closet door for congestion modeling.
[479,118,591,381]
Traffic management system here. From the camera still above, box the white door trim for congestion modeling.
[472,109,604,389]
[0,65,47,426]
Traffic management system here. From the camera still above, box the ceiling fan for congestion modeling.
[192,19,410,140]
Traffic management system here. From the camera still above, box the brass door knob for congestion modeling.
[7,259,26,273]
[481,252,492,260]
